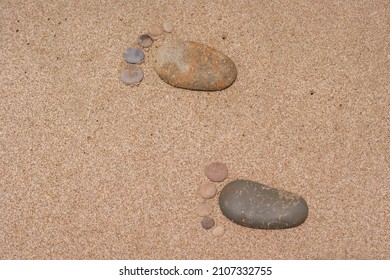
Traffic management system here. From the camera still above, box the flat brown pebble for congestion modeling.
[201,217,215,230]
[197,182,217,199]
[123,47,144,64]
[212,226,225,237]
[138,34,153,48]
[149,24,163,36]
[205,162,228,182]
[195,202,212,216]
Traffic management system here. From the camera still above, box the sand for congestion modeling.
[1,0,389,259]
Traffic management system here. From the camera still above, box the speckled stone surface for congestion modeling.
[219,180,308,229]
[154,40,237,91]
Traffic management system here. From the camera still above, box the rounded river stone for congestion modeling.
[124,47,144,64]
[219,180,308,229]
[201,216,215,229]
[204,162,228,182]
[197,182,217,199]
[120,66,144,85]
[154,40,237,91]
[138,34,153,48]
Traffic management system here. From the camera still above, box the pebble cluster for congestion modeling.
[120,21,174,86]
[121,21,236,91]
[196,161,228,237]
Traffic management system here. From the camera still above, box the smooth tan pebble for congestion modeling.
[197,182,217,199]
[163,21,174,33]
[149,24,163,36]
[196,202,212,216]
[212,226,225,237]
[154,40,237,91]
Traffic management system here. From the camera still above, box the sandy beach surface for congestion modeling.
[1,0,389,259]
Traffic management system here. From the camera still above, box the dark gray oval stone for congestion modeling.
[219,180,308,229]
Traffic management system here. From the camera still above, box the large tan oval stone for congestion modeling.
[154,40,237,91]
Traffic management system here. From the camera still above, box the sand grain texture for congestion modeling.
[1,0,389,259]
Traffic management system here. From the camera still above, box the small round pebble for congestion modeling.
[138,34,153,48]
[162,21,174,33]
[120,66,144,85]
[212,226,225,237]
[196,202,212,216]
[149,24,163,36]
[201,217,215,230]
[123,47,144,64]
[197,182,217,199]
[205,162,228,182]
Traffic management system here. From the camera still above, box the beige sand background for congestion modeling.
[1,0,389,259]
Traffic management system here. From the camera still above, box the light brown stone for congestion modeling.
[212,226,225,237]
[163,21,174,33]
[195,202,213,216]
[154,40,237,91]
[205,162,228,182]
[149,24,163,36]
[197,182,217,199]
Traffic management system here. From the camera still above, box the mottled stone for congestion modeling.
[219,180,308,229]
[154,40,237,91]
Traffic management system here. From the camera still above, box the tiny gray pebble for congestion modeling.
[201,217,215,230]
[124,47,144,64]
[120,66,144,85]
